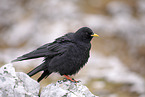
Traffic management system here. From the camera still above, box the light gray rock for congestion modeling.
[41,80,98,97]
[0,63,98,97]
[0,63,40,97]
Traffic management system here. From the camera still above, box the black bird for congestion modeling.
[12,27,99,82]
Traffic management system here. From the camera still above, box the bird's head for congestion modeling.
[74,27,99,43]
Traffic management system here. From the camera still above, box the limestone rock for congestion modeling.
[0,63,98,97]
[0,63,40,97]
[41,80,98,97]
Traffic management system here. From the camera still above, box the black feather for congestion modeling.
[12,27,98,82]
[37,70,51,82]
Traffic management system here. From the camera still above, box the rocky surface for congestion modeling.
[0,63,40,97]
[0,64,98,97]
[41,80,98,97]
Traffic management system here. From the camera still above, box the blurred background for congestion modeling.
[0,0,145,97]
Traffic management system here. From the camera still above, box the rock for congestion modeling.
[0,63,40,97]
[41,80,98,97]
[0,63,98,97]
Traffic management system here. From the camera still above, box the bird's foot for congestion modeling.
[71,78,80,83]
[63,75,80,83]
[63,78,79,83]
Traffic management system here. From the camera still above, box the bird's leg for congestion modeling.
[63,75,78,82]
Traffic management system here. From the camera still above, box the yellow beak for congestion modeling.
[91,33,99,37]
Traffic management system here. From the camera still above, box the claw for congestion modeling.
[63,75,79,83]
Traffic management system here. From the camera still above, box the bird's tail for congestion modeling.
[37,70,51,82]
[27,63,45,77]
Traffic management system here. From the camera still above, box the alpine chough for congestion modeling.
[12,27,99,82]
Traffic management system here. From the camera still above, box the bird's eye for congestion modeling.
[86,32,89,36]
[86,32,92,36]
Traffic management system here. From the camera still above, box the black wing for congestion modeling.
[12,33,74,62]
